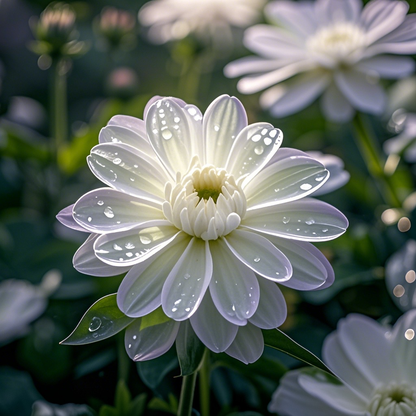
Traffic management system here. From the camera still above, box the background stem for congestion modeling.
[199,349,210,416]
[177,372,197,416]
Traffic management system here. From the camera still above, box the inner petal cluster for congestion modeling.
[368,382,416,416]
[162,157,246,240]
[307,22,366,66]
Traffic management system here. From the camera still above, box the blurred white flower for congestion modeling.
[0,272,60,345]
[269,310,416,415]
[385,240,416,312]
[384,112,416,161]
[57,94,348,363]
[305,152,350,195]
[138,0,266,45]
[225,0,416,122]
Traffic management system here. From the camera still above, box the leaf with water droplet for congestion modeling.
[60,294,134,345]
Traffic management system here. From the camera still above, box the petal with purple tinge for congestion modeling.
[57,204,88,232]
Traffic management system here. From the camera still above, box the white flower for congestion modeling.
[57,94,348,363]
[384,112,416,161]
[225,0,416,122]
[385,240,416,312]
[138,0,266,45]
[269,310,416,415]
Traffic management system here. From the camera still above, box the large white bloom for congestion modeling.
[138,0,266,45]
[58,95,348,362]
[269,310,416,415]
[225,0,416,122]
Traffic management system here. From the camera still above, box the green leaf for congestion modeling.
[147,394,178,414]
[99,405,118,416]
[140,307,171,331]
[263,328,335,376]
[176,321,205,376]
[60,294,134,345]
[115,380,131,416]
[129,393,147,416]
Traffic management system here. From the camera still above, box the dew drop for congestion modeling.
[133,335,137,340]
[97,200,104,206]
[174,116,181,123]
[104,207,115,218]
[113,158,122,165]
[282,216,290,224]
[264,137,272,146]
[87,217,92,222]
[184,273,191,280]
[305,218,315,225]
[300,183,313,191]
[125,242,135,249]
[126,252,133,258]
[322,228,328,233]
[162,129,173,140]
[254,145,264,155]
[214,125,220,132]
[251,134,262,142]
[113,244,122,251]
[140,235,152,245]
[254,257,261,263]
[187,107,197,116]
[88,317,102,332]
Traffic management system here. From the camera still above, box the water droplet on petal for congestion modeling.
[254,145,264,155]
[252,134,262,142]
[305,218,315,225]
[162,129,173,140]
[254,257,260,263]
[300,183,313,191]
[139,235,152,245]
[113,244,122,251]
[282,217,290,224]
[125,242,135,249]
[87,217,92,222]
[184,273,190,280]
[113,158,122,165]
[104,207,114,218]
[97,200,104,206]
[89,317,102,332]
[264,137,272,146]
[214,125,220,132]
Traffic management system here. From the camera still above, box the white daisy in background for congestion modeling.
[384,112,416,161]
[385,240,416,312]
[269,310,416,415]
[138,0,266,46]
[57,94,348,363]
[224,0,416,122]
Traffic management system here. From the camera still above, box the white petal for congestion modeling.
[224,230,292,282]
[88,143,169,203]
[162,238,212,321]
[356,56,415,79]
[226,123,283,185]
[260,72,330,118]
[125,317,180,361]
[249,277,287,329]
[265,1,317,38]
[237,61,316,94]
[56,204,88,232]
[335,69,386,115]
[73,234,129,276]
[190,290,238,352]
[209,238,259,325]
[117,233,191,317]
[243,25,305,58]
[146,98,196,176]
[315,0,362,25]
[224,56,288,79]
[298,373,367,413]
[225,323,264,364]
[99,124,155,158]
[94,224,181,266]
[73,188,165,233]
[267,237,332,291]
[242,198,348,242]
[321,83,355,123]
[361,0,408,44]
[203,95,247,168]
[243,152,329,209]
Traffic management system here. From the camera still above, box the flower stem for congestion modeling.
[199,349,210,416]
[352,113,402,208]
[177,371,197,416]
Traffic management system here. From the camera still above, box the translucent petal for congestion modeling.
[244,153,329,209]
[268,237,331,291]
[209,238,259,326]
[117,233,191,317]
[88,143,169,203]
[226,123,283,185]
[356,56,415,79]
[56,204,88,232]
[99,124,155,158]
[242,198,348,242]
[162,238,212,321]
[146,98,195,176]
[249,277,287,329]
[73,188,165,233]
[315,0,362,25]
[224,56,288,79]
[224,230,292,282]
[94,224,181,266]
[190,291,238,353]
[321,83,354,123]
[204,94,247,168]
[107,115,147,138]
[225,323,264,364]
[73,234,129,276]
[125,318,180,361]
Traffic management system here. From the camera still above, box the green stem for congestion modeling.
[117,333,130,384]
[50,58,68,163]
[199,349,210,416]
[177,371,197,416]
[352,113,401,208]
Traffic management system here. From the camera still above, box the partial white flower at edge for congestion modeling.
[269,310,416,415]
[224,0,416,122]
[384,113,416,162]
[0,271,61,345]
[57,94,348,364]
[138,0,266,46]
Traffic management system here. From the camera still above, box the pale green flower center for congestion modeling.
[368,382,416,416]
[162,156,246,241]
[307,22,366,64]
